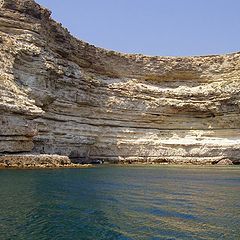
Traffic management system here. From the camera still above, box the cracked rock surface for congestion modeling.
[0,0,239,165]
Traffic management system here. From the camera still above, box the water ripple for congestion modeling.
[0,166,239,239]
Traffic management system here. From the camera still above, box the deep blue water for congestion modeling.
[0,165,239,240]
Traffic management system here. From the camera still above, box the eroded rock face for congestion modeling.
[0,0,240,164]
[0,154,91,168]
[0,154,71,168]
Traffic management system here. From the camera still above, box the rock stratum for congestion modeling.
[0,154,90,168]
[0,0,239,166]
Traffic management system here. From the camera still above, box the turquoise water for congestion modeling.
[0,166,239,240]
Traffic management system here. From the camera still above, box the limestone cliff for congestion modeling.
[0,0,239,165]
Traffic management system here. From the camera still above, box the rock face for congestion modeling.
[0,154,71,168]
[0,154,92,168]
[0,0,239,165]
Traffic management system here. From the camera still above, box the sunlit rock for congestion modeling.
[0,0,239,165]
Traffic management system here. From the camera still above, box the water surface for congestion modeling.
[0,165,239,239]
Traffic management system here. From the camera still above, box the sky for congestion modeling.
[36,0,240,57]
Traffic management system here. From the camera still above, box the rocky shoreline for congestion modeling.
[117,157,237,165]
[0,154,238,169]
[0,154,92,169]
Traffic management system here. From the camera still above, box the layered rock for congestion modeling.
[0,154,76,168]
[0,0,239,165]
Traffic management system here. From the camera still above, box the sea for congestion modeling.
[0,165,239,240]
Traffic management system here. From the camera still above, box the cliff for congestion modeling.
[0,0,240,165]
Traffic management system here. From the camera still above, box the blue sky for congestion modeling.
[36,0,240,56]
